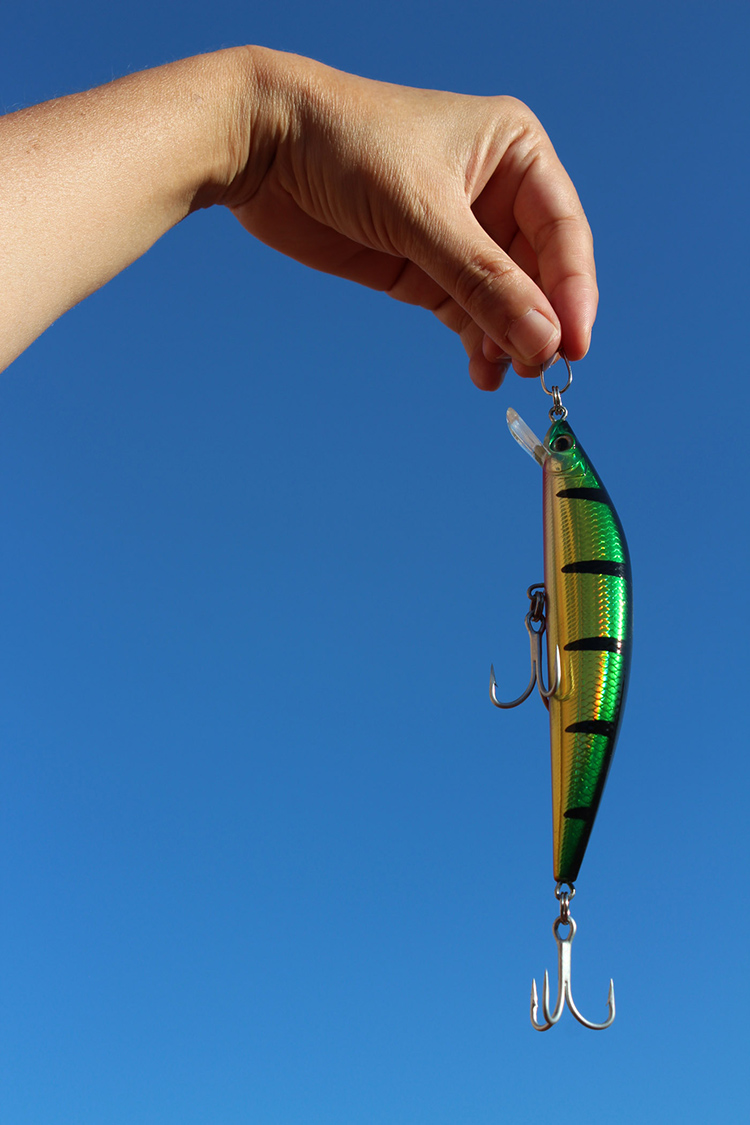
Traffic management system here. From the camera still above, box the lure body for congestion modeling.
[542,418,632,882]
[497,394,626,1030]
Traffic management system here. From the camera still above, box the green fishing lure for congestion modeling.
[490,360,631,1031]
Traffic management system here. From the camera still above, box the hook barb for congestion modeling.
[530,916,615,1031]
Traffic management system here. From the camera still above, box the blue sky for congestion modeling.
[1,2,749,1122]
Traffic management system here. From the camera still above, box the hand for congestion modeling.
[225,49,598,389]
[0,48,596,384]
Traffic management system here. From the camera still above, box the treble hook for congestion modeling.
[530,888,616,1031]
[489,584,560,709]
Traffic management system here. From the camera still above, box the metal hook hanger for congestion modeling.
[489,584,560,709]
[540,352,573,421]
[530,885,616,1031]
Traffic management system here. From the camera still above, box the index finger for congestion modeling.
[512,149,598,368]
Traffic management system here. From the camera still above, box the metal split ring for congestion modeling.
[555,881,576,900]
[540,354,573,396]
[554,881,576,924]
[527,584,546,625]
[549,387,566,420]
[540,354,573,421]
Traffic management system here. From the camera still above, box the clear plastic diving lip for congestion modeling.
[506,407,545,465]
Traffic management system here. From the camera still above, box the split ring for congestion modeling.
[540,354,573,397]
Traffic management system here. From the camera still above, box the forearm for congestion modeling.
[0,48,258,371]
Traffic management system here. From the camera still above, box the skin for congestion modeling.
[0,47,598,386]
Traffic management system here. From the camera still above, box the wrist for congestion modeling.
[198,45,294,212]
[214,46,352,214]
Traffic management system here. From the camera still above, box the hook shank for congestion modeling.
[530,916,615,1031]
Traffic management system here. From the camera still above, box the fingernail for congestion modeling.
[506,310,559,364]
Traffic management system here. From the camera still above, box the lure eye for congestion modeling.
[552,434,574,453]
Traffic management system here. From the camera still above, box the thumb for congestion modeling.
[413,208,561,368]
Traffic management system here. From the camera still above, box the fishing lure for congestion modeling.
[490,358,632,1031]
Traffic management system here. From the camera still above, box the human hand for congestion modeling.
[224,49,598,389]
[0,48,596,382]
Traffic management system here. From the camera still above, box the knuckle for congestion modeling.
[453,254,513,313]
[454,256,491,303]
[535,211,593,257]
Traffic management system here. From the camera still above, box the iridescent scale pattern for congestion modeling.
[542,421,632,883]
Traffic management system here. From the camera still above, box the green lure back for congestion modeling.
[541,417,632,882]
